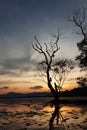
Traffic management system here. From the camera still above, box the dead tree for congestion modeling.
[32,31,74,101]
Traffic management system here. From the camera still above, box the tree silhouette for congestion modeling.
[69,7,87,70]
[69,7,87,86]
[32,31,74,101]
[32,31,60,101]
[52,59,74,92]
[77,76,87,87]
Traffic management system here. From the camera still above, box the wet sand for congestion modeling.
[0,97,87,130]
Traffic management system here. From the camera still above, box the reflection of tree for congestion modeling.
[49,102,67,130]
[49,103,59,130]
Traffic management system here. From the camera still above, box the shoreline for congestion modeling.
[0,96,87,105]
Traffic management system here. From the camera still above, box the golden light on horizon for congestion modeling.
[0,67,83,94]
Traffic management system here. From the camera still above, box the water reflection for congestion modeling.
[49,102,67,130]
[48,102,87,130]
[49,103,60,130]
[0,98,87,130]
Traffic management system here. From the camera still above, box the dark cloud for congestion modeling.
[0,80,32,85]
[30,86,43,90]
[0,86,9,90]
[3,57,30,70]
[0,55,38,76]
[0,69,20,76]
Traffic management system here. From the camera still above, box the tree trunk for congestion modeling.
[47,68,59,102]
[54,91,59,103]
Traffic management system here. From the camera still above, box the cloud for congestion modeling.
[0,55,38,76]
[30,86,43,90]
[0,86,9,90]
[0,34,38,77]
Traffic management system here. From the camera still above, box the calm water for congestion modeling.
[0,97,87,130]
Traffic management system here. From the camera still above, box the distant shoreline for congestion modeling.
[0,87,87,104]
[0,96,87,105]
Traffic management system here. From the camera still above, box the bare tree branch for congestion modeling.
[44,42,51,57]
[68,7,87,40]
[32,32,61,101]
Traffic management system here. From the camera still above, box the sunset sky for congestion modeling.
[0,0,87,94]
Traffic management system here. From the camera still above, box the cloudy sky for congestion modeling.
[0,0,87,94]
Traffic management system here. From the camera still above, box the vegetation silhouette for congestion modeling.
[32,31,74,102]
[69,7,87,87]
